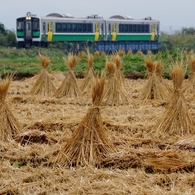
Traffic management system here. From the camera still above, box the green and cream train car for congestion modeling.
[16,12,161,53]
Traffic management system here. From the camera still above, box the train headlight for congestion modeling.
[26,16,31,20]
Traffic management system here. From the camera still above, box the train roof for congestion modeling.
[46,13,74,18]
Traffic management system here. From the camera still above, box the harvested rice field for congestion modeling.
[1,70,195,195]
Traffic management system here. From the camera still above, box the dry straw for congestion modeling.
[30,53,56,96]
[52,76,116,167]
[102,58,128,106]
[80,50,97,94]
[54,53,80,98]
[139,59,170,102]
[185,58,195,93]
[156,64,194,135]
[0,76,22,141]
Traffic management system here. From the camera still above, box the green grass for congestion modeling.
[0,47,190,79]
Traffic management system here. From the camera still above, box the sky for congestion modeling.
[0,0,195,33]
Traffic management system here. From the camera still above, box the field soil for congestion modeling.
[1,71,195,195]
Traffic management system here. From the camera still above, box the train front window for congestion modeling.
[26,23,31,30]
[17,22,24,30]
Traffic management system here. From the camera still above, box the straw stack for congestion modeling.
[0,77,22,141]
[52,76,115,167]
[30,53,56,96]
[102,59,128,106]
[112,54,125,91]
[185,58,195,93]
[54,53,80,98]
[139,59,170,101]
[80,50,97,94]
[157,64,194,135]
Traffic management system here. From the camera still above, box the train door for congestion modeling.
[25,20,32,41]
[95,23,100,41]
[112,23,117,41]
[151,24,155,41]
[47,22,53,41]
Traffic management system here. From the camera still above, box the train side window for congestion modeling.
[87,24,92,33]
[140,25,144,33]
[72,23,77,32]
[144,25,149,33]
[83,23,87,32]
[56,23,62,32]
[136,25,140,33]
[124,24,128,33]
[32,19,39,31]
[132,25,136,33]
[101,23,104,34]
[128,24,132,33]
[67,23,72,32]
[62,23,67,32]
[78,23,82,32]
[119,24,123,33]
[43,22,46,31]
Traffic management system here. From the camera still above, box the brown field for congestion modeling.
[1,72,195,195]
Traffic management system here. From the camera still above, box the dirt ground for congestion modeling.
[1,72,195,195]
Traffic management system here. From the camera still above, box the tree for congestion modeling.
[0,22,6,35]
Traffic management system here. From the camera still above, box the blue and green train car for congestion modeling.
[16,12,161,53]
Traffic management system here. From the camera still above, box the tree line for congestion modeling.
[0,21,195,51]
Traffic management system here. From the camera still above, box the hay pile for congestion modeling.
[54,53,80,98]
[139,59,170,102]
[156,64,194,135]
[186,58,195,93]
[30,53,56,96]
[102,59,128,106]
[0,77,22,141]
[15,130,57,145]
[80,50,97,94]
[52,77,116,167]
[112,54,125,91]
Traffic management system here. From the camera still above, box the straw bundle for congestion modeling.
[185,58,195,93]
[80,51,97,94]
[54,53,80,98]
[102,59,128,106]
[156,64,194,135]
[52,77,115,167]
[139,59,170,101]
[112,54,125,89]
[30,53,56,96]
[15,130,57,145]
[0,77,22,141]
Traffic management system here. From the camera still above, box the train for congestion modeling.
[16,12,161,53]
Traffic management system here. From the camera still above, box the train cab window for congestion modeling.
[17,21,24,30]
[26,23,31,30]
